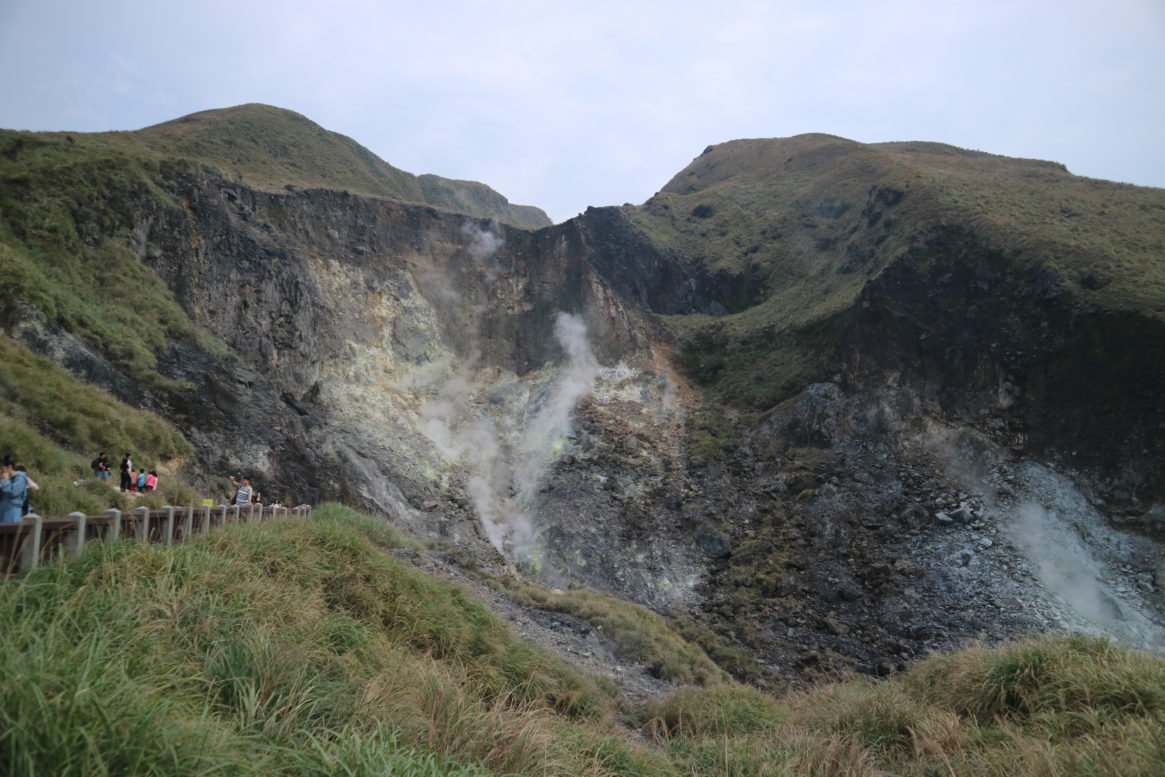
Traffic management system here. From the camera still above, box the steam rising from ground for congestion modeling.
[931,433,1164,649]
[417,221,598,563]
[1009,502,1124,628]
[424,312,597,561]
[462,221,504,279]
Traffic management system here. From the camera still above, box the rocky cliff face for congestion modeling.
[842,226,1165,534]
[16,165,699,607]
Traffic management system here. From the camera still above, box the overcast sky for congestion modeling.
[1,0,1162,223]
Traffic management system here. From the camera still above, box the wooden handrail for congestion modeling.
[0,504,312,576]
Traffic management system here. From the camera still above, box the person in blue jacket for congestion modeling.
[1,455,29,523]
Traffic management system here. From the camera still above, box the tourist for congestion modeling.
[136,468,147,491]
[92,451,111,480]
[144,470,158,491]
[232,477,253,506]
[119,453,133,492]
[0,455,28,523]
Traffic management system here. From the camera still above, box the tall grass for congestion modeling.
[3,503,1162,776]
[0,504,659,776]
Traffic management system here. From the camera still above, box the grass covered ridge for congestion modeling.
[630,134,1165,460]
[3,503,1164,776]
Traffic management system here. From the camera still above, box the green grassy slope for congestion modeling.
[0,127,230,385]
[2,104,550,228]
[651,136,1165,312]
[133,103,550,228]
[136,103,427,202]
[3,504,1162,776]
[629,134,1165,423]
[0,336,195,515]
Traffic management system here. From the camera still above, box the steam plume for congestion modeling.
[417,220,597,564]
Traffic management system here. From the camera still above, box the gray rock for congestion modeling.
[951,504,974,523]
[695,527,732,559]
[935,511,954,525]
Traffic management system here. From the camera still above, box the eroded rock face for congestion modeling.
[60,169,702,605]
[673,382,1165,683]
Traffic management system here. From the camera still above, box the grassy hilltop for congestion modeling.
[641,134,1165,319]
[622,134,1165,445]
[0,104,548,378]
[2,505,1163,776]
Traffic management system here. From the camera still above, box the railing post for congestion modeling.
[21,515,43,572]
[106,508,121,541]
[201,505,211,533]
[69,511,87,557]
[184,506,195,540]
[135,507,150,543]
[218,505,227,528]
[162,506,175,545]
[232,504,241,523]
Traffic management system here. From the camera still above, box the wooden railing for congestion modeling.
[0,503,313,576]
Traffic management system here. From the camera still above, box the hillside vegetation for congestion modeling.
[629,134,1165,435]
[136,105,550,229]
[0,336,195,515]
[3,504,1163,776]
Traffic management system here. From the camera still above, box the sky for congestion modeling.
[1,0,1163,224]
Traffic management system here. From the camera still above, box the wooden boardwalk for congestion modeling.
[0,503,312,576]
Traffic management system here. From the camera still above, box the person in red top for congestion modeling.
[144,470,158,491]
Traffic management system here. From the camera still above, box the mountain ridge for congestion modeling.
[2,102,552,230]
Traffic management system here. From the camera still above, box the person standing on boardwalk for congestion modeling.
[232,477,253,506]
[1,456,29,523]
[119,453,133,492]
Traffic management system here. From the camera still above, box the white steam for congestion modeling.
[462,221,504,279]
[1009,502,1123,628]
[423,312,597,561]
[417,220,597,563]
[925,433,1165,650]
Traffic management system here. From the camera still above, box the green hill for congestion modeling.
[134,104,551,229]
[3,505,1162,776]
[1,103,550,230]
[637,134,1165,324]
[623,134,1165,420]
[0,102,549,389]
